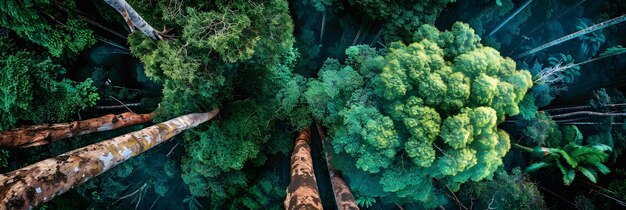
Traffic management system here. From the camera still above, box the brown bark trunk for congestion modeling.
[284,127,323,210]
[0,112,154,148]
[0,109,219,210]
[317,125,359,210]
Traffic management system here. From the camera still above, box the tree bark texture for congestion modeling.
[284,127,323,210]
[317,125,359,210]
[0,112,154,148]
[103,0,171,40]
[0,109,219,210]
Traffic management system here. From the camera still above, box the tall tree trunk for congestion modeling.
[103,0,173,40]
[284,127,323,210]
[95,103,142,109]
[320,12,326,42]
[0,112,153,148]
[0,109,219,210]
[317,125,359,210]
[542,103,626,113]
[550,111,626,119]
[514,14,626,59]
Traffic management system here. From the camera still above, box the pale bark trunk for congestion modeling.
[0,109,219,210]
[352,25,363,46]
[284,127,323,210]
[103,0,173,40]
[320,13,326,42]
[0,112,153,148]
[550,111,626,119]
[95,103,142,109]
[317,125,359,210]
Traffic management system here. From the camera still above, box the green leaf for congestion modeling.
[556,149,578,168]
[578,167,598,183]
[594,163,611,174]
[564,170,576,185]
[591,144,613,152]
[526,162,549,173]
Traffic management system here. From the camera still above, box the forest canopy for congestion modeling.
[0,0,625,209]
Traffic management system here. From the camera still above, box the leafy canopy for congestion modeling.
[0,0,95,56]
[0,36,98,130]
[305,22,533,206]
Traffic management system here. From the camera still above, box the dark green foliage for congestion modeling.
[234,174,285,210]
[0,0,95,56]
[126,0,309,206]
[577,18,606,57]
[347,0,456,42]
[457,168,546,209]
[575,195,595,210]
[305,23,532,206]
[0,36,99,130]
[302,0,455,43]
[607,169,626,202]
[183,195,204,210]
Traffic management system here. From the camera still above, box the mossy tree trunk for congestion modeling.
[0,109,219,210]
[0,112,153,148]
[284,127,323,210]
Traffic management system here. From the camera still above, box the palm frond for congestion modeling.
[594,162,611,174]
[569,144,609,165]
[556,149,578,168]
[578,166,598,183]
[526,162,550,172]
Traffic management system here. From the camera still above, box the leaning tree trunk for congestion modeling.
[317,125,359,210]
[0,109,219,210]
[284,127,323,210]
[103,0,173,40]
[0,112,153,148]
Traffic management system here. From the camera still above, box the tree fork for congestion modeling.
[0,112,153,148]
[0,109,219,210]
[317,124,359,210]
[284,127,323,210]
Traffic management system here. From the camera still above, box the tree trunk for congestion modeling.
[284,127,323,210]
[320,12,326,42]
[514,14,626,59]
[0,112,154,148]
[317,125,359,210]
[550,111,626,119]
[0,109,219,210]
[103,0,173,40]
[95,103,142,110]
[543,103,626,113]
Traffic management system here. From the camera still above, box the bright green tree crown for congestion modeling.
[305,22,533,206]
